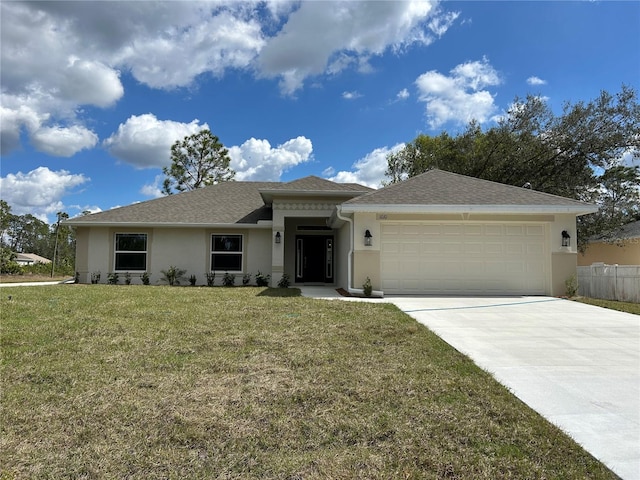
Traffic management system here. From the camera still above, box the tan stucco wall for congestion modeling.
[352,250,381,290]
[551,252,578,297]
[578,241,640,266]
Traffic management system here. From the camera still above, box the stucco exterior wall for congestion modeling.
[578,241,640,266]
[551,252,578,297]
[74,226,272,285]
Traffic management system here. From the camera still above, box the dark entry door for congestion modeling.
[295,235,333,283]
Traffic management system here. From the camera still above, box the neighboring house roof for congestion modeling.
[342,169,596,215]
[617,220,640,239]
[64,176,372,227]
[590,219,640,243]
[15,253,51,264]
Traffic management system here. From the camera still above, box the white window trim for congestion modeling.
[211,233,244,273]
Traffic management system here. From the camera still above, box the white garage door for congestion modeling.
[381,222,548,295]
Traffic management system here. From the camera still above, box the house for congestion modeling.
[15,253,51,266]
[578,220,640,266]
[64,170,596,296]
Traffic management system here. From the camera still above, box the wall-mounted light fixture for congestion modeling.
[364,229,372,247]
[275,231,281,244]
[561,230,570,247]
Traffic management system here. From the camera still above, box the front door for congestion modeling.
[295,235,334,283]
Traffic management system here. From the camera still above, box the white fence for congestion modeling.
[577,264,640,303]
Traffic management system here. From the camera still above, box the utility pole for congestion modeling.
[50,212,62,278]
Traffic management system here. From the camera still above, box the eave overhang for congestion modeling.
[339,204,598,216]
[63,221,274,229]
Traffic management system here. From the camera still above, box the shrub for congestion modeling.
[255,271,271,287]
[107,272,119,285]
[124,272,132,285]
[205,272,216,287]
[565,273,578,298]
[222,272,235,287]
[160,266,187,286]
[277,273,290,288]
[363,277,372,297]
[91,271,101,284]
[189,274,197,286]
[141,272,150,285]
[242,273,252,286]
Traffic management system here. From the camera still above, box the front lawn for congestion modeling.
[574,296,640,315]
[1,285,616,479]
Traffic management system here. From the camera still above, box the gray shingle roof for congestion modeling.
[344,169,593,208]
[65,181,277,226]
[65,176,371,226]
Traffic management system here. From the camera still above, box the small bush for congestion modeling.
[222,272,235,287]
[363,277,372,297]
[277,273,290,288]
[107,272,119,285]
[255,271,271,287]
[565,273,578,298]
[189,274,197,286]
[124,272,132,285]
[205,272,216,287]
[91,271,101,284]
[160,266,187,286]
[242,273,252,286]
[141,272,150,285]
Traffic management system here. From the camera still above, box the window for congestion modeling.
[115,233,147,271]
[211,234,243,272]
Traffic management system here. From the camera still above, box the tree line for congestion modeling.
[0,201,75,276]
[385,86,640,251]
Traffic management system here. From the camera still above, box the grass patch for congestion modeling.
[574,297,639,315]
[1,285,617,479]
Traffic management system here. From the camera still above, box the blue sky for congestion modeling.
[1,1,639,225]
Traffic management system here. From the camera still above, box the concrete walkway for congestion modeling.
[300,287,640,480]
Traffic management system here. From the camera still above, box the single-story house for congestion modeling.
[578,220,640,266]
[15,253,51,266]
[64,169,596,296]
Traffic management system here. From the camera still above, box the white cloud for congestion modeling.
[0,166,89,222]
[229,136,313,181]
[527,76,547,86]
[1,1,460,155]
[31,125,99,157]
[326,143,405,188]
[103,114,209,169]
[415,57,502,129]
[397,88,410,101]
[258,1,455,94]
[140,175,166,199]
[342,91,362,100]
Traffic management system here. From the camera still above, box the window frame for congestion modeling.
[211,234,244,273]
[114,232,148,272]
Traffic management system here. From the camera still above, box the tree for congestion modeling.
[162,130,235,195]
[385,86,640,244]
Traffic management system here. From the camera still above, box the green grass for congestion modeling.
[575,297,640,315]
[1,285,617,479]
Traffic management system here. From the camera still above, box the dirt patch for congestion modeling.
[335,288,352,297]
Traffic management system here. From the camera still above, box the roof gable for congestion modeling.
[344,169,595,213]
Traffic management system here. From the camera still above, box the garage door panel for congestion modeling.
[381,222,547,295]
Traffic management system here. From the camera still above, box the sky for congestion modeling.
[1,0,639,225]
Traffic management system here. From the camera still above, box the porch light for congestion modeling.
[364,229,373,247]
[275,231,281,244]
[561,230,570,247]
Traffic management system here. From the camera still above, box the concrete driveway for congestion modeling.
[300,288,640,480]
